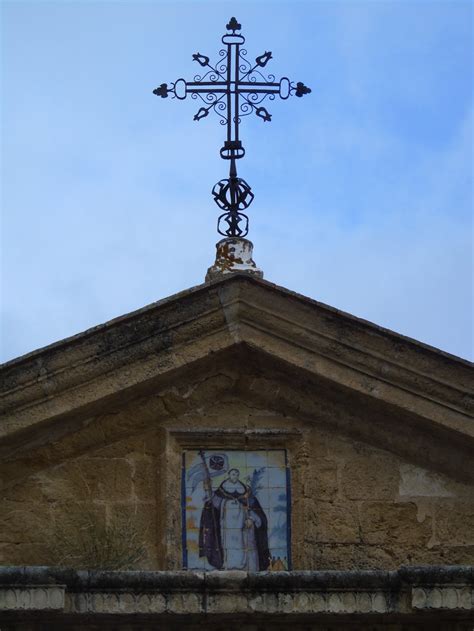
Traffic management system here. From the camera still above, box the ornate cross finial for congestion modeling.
[154,17,311,238]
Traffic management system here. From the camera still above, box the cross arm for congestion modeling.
[153,79,227,99]
[153,78,230,123]
[238,79,311,98]
[237,77,311,122]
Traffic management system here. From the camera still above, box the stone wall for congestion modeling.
[1,388,473,571]
[302,428,474,569]
[1,430,159,569]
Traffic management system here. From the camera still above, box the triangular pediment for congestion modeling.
[1,274,472,485]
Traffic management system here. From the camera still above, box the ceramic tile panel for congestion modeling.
[182,449,291,571]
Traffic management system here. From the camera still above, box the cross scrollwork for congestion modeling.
[154,18,311,238]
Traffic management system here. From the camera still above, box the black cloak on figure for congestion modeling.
[199,482,270,570]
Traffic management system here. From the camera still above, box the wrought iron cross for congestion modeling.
[154,17,311,238]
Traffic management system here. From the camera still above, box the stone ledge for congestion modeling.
[0,566,472,618]
[65,589,395,616]
[0,585,65,611]
[411,586,473,611]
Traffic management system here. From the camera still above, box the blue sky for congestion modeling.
[1,0,472,362]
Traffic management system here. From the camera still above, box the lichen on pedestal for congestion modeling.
[206,237,263,282]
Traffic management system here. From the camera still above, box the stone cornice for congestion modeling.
[1,275,472,449]
[0,566,472,621]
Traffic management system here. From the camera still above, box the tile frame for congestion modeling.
[163,426,304,571]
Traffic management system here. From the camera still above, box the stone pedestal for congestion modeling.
[206,237,263,282]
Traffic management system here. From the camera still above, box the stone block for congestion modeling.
[341,454,399,500]
[306,501,360,543]
[308,426,330,458]
[1,476,47,503]
[108,502,155,544]
[97,410,156,447]
[301,542,400,570]
[399,463,458,497]
[359,501,432,547]
[131,456,156,501]
[1,499,51,543]
[436,500,474,545]
[303,460,338,500]
[139,544,159,569]
[42,421,110,463]
[92,431,159,458]
[326,435,374,460]
[1,454,53,490]
[0,542,49,565]
[198,399,253,420]
[42,458,133,502]
[355,542,474,568]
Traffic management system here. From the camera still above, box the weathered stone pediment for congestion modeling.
[1,277,473,610]
[1,275,472,483]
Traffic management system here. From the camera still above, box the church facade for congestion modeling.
[1,270,473,629]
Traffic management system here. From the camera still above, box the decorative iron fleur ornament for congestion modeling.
[153,17,311,238]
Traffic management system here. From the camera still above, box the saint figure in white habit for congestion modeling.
[199,468,270,570]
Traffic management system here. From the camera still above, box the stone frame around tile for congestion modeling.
[159,426,305,571]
